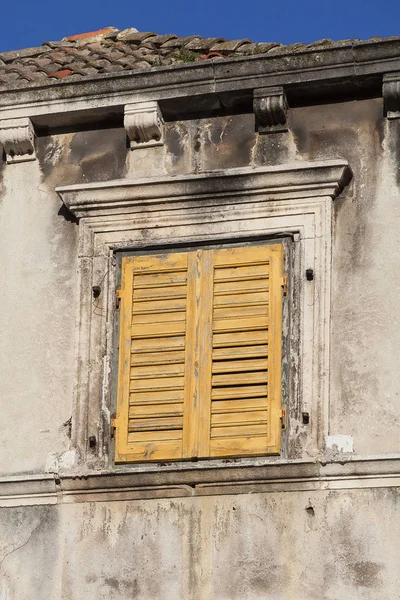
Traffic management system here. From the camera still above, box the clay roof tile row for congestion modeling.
[0,26,394,91]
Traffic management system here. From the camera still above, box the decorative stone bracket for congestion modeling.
[0,117,36,163]
[124,100,164,149]
[253,86,288,134]
[383,73,400,119]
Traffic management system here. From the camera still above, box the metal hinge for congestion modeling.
[116,288,123,309]
[281,275,288,297]
[111,416,117,438]
[280,406,287,431]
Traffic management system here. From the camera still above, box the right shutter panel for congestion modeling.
[208,244,283,458]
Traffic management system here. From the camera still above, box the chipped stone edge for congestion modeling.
[325,435,354,454]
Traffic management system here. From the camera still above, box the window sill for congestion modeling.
[1,455,400,507]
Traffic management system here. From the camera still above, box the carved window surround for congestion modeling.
[56,160,351,470]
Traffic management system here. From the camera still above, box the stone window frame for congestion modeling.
[57,159,351,472]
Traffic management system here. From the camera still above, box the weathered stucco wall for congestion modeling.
[1,489,400,600]
[0,159,77,475]
[290,99,400,454]
[1,94,400,600]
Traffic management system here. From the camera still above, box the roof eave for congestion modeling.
[0,36,399,122]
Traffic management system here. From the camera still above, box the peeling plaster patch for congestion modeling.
[101,354,111,424]
[165,121,191,175]
[201,114,256,171]
[69,128,128,182]
[46,449,78,473]
[0,156,5,198]
[37,136,63,179]
[98,353,111,464]
[325,435,354,453]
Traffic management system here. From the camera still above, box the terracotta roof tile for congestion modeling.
[160,37,186,49]
[234,42,258,54]
[146,34,179,46]
[210,39,251,52]
[63,27,118,41]
[1,72,20,83]
[255,42,282,53]
[184,37,225,51]
[0,27,397,91]
[48,69,74,79]
[0,45,49,61]
[118,31,157,43]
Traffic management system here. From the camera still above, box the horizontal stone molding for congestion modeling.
[0,117,36,163]
[124,100,164,149]
[1,456,400,506]
[1,38,400,127]
[57,160,352,219]
[253,86,288,133]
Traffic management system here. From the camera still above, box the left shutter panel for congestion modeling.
[115,252,189,462]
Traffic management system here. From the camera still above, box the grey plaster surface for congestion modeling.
[0,490,399,599]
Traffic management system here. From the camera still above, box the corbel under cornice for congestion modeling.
[253,86,288,134]
[0,117,36,163]
[124,100,164,149]
[383,72,400,119]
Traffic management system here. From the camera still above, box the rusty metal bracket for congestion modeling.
[281,275,288,297]
[280,406,287,431]
[116,288,123,309]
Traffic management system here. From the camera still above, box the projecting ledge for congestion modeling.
[0,455,400,507]
[57,160,352,220]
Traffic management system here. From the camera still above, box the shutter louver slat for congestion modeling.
[212,344,268,360]
[212,358,268,373]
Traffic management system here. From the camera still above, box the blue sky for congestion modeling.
[1,0,399,53]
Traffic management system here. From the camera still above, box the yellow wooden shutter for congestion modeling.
[115,244,283,463]
[115,251,190,462]
[208,244,283,457]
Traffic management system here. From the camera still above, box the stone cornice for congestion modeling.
[57,160,352,220]
[1,455,400,506]
[0,38,398,124]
